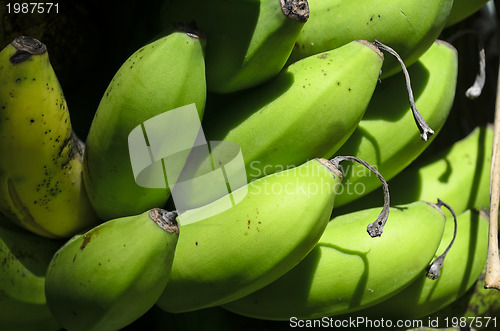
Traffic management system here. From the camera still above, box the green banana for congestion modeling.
[83,29,206,221]
[222,201,447,320]
[445,0,490,27]
[341,208,489,320]
[331,39,458,208]
[160,0,309,93]
[199,39,383,201]
[0,220,62,330]
[287,0,454,78]
[44,208,179,331]
[156,156,389,313]
[338,125,493,216]
[0,36,98,238]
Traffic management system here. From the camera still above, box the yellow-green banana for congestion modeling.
[0,36,98,238]
[446,0,490,27]
[287,0,454,78]
[83,29,206,221]
[341,209,488,320]
[331,40,458,208]
[156,156,389,313]
[200,40,383,199]
[45,208,179,331]
[222,201,448,320]
[339,126,492,216]
[0,220,62,330]
[160,0,308,93]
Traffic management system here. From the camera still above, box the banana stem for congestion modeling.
[373,40,435,141]
[426,199,458,280]
[484,54,500,290]
[330,156,390,237]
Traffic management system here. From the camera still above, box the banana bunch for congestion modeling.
[0,36,98,239]
[0,0,497,329]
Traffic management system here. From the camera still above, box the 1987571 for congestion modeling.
[5,2,59,14]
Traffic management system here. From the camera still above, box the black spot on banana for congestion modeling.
[44,208,179,331]
[0,36,98,239]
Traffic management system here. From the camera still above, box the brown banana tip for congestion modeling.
[280,0,309,23]
[10,36,47,64]
[149,209,179,234]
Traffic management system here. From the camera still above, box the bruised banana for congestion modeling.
[331,40,458,208]
[156,156,390,313]
[161,0,308,93]
[445,0,490,27]
[0,36,98,238]
[342,209,489,320]
[287,0,453,78]
[197,40,383,207]
[0,220,62,330]
[222,201,447,320]
[83,29,206,221]
[45,209,179,331]
[339,126,493,216]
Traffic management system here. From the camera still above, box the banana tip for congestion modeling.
[149,209,179,234]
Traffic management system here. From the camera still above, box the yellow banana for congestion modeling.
[0,36,97,238]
